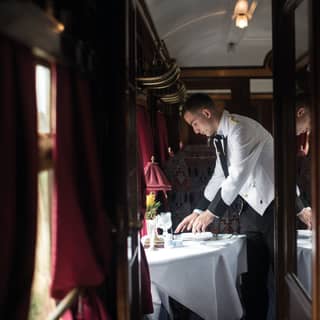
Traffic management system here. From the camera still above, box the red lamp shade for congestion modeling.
[144,156,172,196]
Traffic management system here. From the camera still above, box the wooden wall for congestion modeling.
[169,72,274,147]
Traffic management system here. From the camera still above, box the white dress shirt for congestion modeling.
[203,110,274,216]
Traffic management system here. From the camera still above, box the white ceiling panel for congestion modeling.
[146,0,273,67]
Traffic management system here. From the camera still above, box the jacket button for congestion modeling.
[260,200,263,204]
[244,194,248,198]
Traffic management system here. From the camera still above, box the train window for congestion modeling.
[249,79,273,93]
[29,64,55,319]
[36,65,52,133]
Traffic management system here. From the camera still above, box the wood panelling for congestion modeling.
[96,1,140,319]
[251,99,274,134]
[181,67,272,79]
[185,77,270,116]
[172,76,274,145]
[231,78,251,116]
[283,0,305,13]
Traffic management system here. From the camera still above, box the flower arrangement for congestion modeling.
[145,192,161,220]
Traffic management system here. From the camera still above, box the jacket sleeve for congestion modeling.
[296,185,310,214]
[194,196,211,211]
[208,124,267,217]
[203,154,225,199]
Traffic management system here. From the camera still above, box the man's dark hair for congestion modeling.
[296,93,311,111]
[183,93,216,115]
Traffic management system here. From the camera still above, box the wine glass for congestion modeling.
[157,212,172,239]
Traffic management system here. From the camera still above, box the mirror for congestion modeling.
[295,0,312,298]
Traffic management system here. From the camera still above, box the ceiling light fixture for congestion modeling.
[232,0,257,29]
[236,15,248,29]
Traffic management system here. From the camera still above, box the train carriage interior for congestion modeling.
[0,0,320,319]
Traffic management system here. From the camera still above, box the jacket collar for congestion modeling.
[216,110,230,136]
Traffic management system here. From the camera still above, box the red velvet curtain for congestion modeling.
[136,105,154,235]
[156,111,169,166]
[137,105,154,168]
[0,36,38,319]
[52,65,111,318]
[136,106,154,315]
[140,243,153,314]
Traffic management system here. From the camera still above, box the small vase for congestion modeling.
[146,219,157,249]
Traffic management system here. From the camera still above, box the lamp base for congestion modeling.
[142,234,165,249]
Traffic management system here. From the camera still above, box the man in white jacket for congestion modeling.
[295,94,312,228]
[175,93,310,320]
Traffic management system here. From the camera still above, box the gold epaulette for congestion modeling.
[229,116,239,124]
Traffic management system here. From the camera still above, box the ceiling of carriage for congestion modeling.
[145,0,273,68]
[145,0,309,68]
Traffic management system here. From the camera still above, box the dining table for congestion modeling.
[145,233,247,320]
[297,229,312,296]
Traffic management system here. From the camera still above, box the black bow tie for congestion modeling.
[210,134,229,178]
[214,134,224,141]
[207,134,224,147]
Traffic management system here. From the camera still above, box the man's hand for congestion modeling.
[192,210,215,233]
[175,212,199,233]
[298,207,312,230]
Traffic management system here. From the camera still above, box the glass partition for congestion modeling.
[295,0,312,299]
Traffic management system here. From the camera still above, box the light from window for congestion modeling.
[36,65,51,134]
[29,64,55,320]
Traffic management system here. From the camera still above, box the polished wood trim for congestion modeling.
[126,1,143,318]
[283,0,305,14]
[207,94,232,100]
[296,52,309,70]
[231,78,250,115]
[263,50,273,71]
[184,78,237,89]
[184,79,272,96]
[136,94,148,106]
[136,0,170,62]
[251,93,273,100]
[286,273,312,320]
[136,0,160,48]
[310,0,320,318]
[181,67,272,79]
[183,78,261,91]
[272,0,298,318]
[96,0,140,318]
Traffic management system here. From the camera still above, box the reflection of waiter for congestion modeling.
[175,93,311,320]
[295,94,312,228]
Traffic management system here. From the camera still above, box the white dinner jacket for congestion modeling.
[204,110,274,216]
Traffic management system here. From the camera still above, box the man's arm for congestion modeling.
[175,175,220,233]
[175,155,224,233]
[297,207,312,229]
[194,196,210,213]
[296,186,312,229]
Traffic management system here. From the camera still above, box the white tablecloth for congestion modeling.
[146,235,247,320]
[297,231,312,295]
